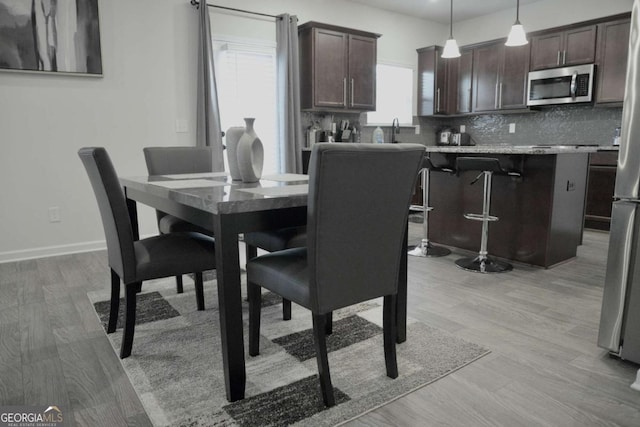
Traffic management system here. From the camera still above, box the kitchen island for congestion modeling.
[424,145,614,268]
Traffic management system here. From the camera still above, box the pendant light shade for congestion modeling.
[505,0,528,46]
[441,0,461,58]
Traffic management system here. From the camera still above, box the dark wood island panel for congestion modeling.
[426,152,589,268]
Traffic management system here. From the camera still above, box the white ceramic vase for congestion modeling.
[225,126,245,181]
[237,118,264,183]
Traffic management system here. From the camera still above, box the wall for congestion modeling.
[0,0,445,262]
[454,0,633,45]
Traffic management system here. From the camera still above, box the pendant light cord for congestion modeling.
[515,0,521,25]
[449,0,454,38]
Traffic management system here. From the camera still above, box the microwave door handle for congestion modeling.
[570,72,578,98]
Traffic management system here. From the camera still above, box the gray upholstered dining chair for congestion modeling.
[144,146,215,293]
[144,145,300,320]
[246,143,424,407]
[244,227,306,320]
[79,147,216,359]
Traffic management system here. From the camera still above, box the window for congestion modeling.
[367,63,414,126]
[213,38,279,174]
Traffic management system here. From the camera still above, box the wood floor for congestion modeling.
[1,227,639,426]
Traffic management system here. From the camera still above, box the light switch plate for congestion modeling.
[509,123,516,133]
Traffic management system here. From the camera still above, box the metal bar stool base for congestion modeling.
[455,256,512,273]
[408,240,451,257]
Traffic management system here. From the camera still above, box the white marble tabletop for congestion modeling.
[120,172,309,215]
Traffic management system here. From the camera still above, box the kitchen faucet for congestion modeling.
[391,118,400,143]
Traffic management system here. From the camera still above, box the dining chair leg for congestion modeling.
[176,275,184,294]
[195,272,205,311]
[120,282,139,359]
[282,299,292,321]
[325,312,333,335]
[108,269,120,334]
[248,281,261,357]
[383,294,398,379]
[312,313,335,407]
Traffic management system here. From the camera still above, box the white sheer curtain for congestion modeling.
[276,14,304,174]
[196,2,225,171]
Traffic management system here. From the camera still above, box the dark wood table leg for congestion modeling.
[397,223,408,343]
[213,214,246,402]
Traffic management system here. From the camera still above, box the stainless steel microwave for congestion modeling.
[527,64,595,106]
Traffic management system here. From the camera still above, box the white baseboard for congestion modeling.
[0,240,107,264]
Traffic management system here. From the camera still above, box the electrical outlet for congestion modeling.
[415,125,420,135]
[175,119,188,133]
[509,123,516,133]
[567,180,576,192]
[460,125,466,133]
[48,207,61,223]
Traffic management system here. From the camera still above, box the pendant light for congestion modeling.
[505,0,528,46]
[441,0,461,58]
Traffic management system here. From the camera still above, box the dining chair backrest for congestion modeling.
[78,147,136,282]
[143,146,216,224]
[143,146,215,175]
[306,143,424,313]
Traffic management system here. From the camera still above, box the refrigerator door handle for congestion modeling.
[598,202,637,352]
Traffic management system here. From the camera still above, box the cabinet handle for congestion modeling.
[498,83,503,109]
[563,50,567,65]
[468,88,472,112]
[494,83,499,109]
[351,78,354,107]
[557,51,561,66]
[436,88,441,113]
[343,78,347,106]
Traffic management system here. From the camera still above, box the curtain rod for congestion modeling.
[190,0,282,20]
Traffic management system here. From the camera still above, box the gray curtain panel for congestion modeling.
[276,14,304,174]
[197,2,225,172]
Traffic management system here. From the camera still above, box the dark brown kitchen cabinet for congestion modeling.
[472,41,529,112]
[596,18,631,104]
[455,49,474,114]
[298,22,379,112]
[417,46,449,116]
[530,25,597,70]
[585,151,618,231]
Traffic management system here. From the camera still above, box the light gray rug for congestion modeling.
[89,276,489,427]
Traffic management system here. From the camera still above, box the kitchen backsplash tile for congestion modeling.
[419,105,623,146]
[300,105,621,148]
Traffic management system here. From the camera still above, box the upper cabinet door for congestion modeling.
[596,18,631,104]
[348,34,377,110]
[299,22,380,112]
[417,46,448,116]
[313,28,348,109]
[456,49,474,114]
[530,25,597,70]
[472,43,501,112]
[563,25,597,66]
[500,43,530,110]
[530,32,564,70]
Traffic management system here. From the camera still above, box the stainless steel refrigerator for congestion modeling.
[597,0,640,364]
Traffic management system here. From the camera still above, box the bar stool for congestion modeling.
[408,156,451,257]
[454,157,520,273]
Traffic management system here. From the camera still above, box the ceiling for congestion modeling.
[344,0,546,24]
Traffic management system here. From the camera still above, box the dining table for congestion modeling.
[119,171,409,402]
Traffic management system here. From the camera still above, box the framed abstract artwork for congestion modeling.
[0,0,102,76]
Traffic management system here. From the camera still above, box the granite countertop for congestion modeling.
[424,144,620,154]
